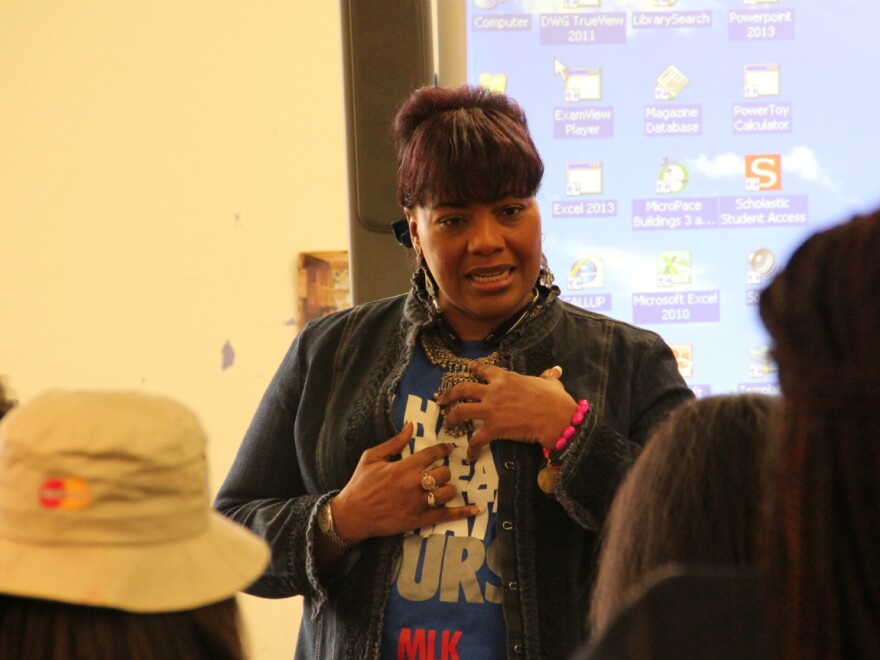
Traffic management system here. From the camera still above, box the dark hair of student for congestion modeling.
[0,595,247,660]
[589,393,780,635]
[392,84,544,209]
[758,213,880,660]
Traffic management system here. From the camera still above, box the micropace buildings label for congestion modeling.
[632,198,718,231]
[539,13,627,45]
[632,290,720,325]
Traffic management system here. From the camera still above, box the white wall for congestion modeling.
[0,2,351,658]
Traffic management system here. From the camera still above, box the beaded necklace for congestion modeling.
[420,331,500,437]
[419,289,544,437]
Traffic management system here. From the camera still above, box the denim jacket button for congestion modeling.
[501,520,514,531]
[508,581,518,591]
[503,460,516,470]
[513,643,524,654]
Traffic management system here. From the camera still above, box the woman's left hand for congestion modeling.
[437,363,578,463]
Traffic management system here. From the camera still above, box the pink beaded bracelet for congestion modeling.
[542,399,590,466]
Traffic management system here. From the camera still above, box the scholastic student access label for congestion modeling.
[718,195,809,228]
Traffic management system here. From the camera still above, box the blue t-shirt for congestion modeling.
[380,340,506,660]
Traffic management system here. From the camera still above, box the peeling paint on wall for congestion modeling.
[221,340,235,370]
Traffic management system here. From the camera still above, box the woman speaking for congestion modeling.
[215,85,692,659]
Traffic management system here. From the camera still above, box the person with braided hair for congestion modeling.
[757,212,880,660]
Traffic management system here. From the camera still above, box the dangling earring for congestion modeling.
[420,258,442,316]
[539,253,555,288]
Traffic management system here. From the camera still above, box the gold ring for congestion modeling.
[420,472,438,491]
[427,491,437,508]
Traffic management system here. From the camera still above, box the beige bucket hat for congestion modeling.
[0,389,268,613]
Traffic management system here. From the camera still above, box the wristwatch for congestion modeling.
[317,498,352,550]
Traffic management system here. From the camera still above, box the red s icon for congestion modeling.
[745,154,781,191]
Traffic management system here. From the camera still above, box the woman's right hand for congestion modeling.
[330,422,480,545]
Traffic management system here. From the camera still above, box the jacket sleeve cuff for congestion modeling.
[305,492,363,621]
[552,412,639,532]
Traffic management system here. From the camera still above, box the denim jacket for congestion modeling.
[215,285,693,659]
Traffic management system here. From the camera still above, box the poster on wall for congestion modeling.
[296,251,352,332]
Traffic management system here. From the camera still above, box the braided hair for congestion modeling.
[758,213,880,660]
